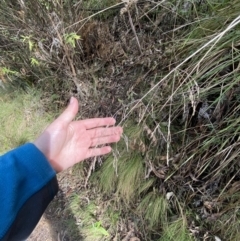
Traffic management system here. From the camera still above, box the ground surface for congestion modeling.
[28,165,141,241]
[28,168,80,241]
[28,216,58,241]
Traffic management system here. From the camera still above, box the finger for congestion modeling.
[88,126,123,138]
[90,135,121,147]
[80,117,116,129]
[57,97,79,123]
[86,146,112,158]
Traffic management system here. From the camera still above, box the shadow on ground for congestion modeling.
[29,169,84,241]
[44,188,83,241]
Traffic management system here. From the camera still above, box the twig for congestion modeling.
[127,9,142,54]
[65,2,123,31]
[84,157,97,188]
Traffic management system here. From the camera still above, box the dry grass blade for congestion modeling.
[119,14,240,125]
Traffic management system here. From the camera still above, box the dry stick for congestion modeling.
[162,17,216,35]
[84,157,97,188]
[65,2,123,31]
[217,167,240,201]
[139,0,168,20]
[166,76,176,166]
[127,9,142,54]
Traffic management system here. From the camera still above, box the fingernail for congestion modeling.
[70,97,74,105]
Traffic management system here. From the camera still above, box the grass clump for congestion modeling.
[98,152,144,202]
[95,121,151,202]
[137,191,169,230]
[116,152,144,201]
[160,218,193,241]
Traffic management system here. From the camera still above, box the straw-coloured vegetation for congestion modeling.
[1,0,240,240]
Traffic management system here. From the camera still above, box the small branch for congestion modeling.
[127,10,142,55]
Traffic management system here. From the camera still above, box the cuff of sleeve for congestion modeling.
[14,143,56,180]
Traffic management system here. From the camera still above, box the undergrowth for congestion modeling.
[92,0,240,240]
[2,0,240,240]
[68,193,119,241]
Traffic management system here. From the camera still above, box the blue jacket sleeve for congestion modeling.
[0,143,59,241]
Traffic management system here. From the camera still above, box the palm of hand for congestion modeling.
[34,98,122,172]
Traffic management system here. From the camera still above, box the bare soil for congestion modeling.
[28,168,81,241]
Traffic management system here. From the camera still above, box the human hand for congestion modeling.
[34,97,123,172]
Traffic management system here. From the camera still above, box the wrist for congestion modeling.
[33,140,60,173]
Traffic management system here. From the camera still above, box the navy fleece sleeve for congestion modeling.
[0,143,58,241]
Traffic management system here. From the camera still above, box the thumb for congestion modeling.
[57,97,79,123]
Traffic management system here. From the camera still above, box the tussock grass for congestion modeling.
[116,152,144,201]
[160,218,193,241]
[137,191,169,229]
[96,122,146,202]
